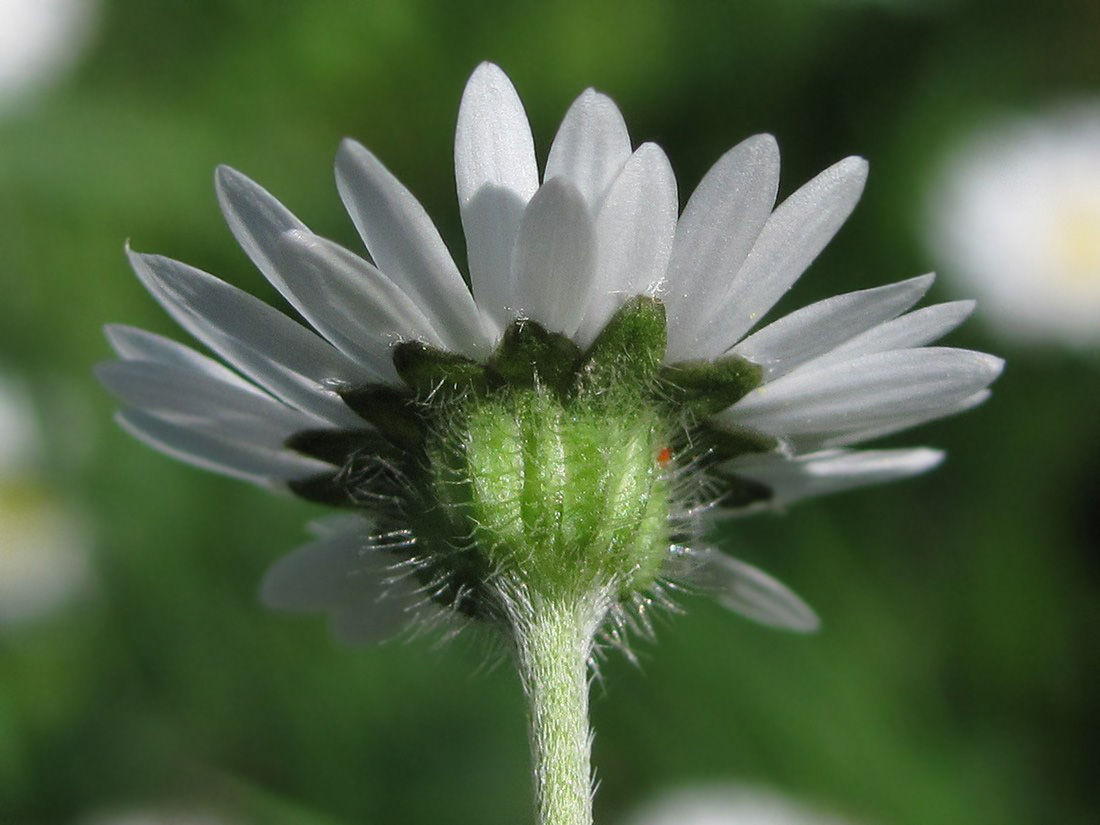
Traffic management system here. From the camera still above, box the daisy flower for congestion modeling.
[926,103,1100,348]
[98,63,1000,825]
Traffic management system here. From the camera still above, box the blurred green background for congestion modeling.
[1,0,1097,823]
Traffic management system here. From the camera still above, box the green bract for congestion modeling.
[287,297,766,625]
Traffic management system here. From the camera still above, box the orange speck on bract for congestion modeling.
[657,446,672,466]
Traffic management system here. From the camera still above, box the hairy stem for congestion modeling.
[513,590,605,825]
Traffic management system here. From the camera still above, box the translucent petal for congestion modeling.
[455,63,539,329]
[105,325,259,394]
[689,156,869,359]
[260,524,384,611]
[260,524,418,645]
[803,300,977,371]
[820,390,992,449]
[277,230,446,379]
[127,249,367,428]
[575,143,678,348]
[510,178,596,335]
[723,447,944,507]
[216,168,442,378]
[663,135,780,360]
[96,360,322,439]
[722,347,1003,438]
[335,139,493,356]
[731,274,935,378]
[681,547,820,632]
[116,409,330,484]
[544,88,632,207]
[330,592,418,647]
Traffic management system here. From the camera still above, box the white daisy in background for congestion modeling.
[623,785,868,825]
[78,808,239,825]
[97,62,1000,643]
[926,103,1100,347]
[0,373,91,628]
[0,0,100,114]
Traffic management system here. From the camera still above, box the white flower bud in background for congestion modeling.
[0,0,100,115]
[623,784,869,825]
[0,373,91,628]
[78,809,241,825]
[925,104,1100,348]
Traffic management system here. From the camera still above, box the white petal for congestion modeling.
[544,88,632,207]
[96,360,322,439]
[575,143,678,348]
[116,409,329,484]
[510,178,596,335]
[127,249,367,428]
[105,325,259,394]
[822,389,992,449]
[306,514,368,537]
[216,163,309,279]
[730,274,935,378]
[277,230,446,379]
[455,63,539,329]
[724,447,944,507]
[330,591,417,647]
[663,135,780,360]
[689,156,870,359]
[681,547,820,632]
[260,525,384,611]
[260,525,417,645]
[216,168,442,378]
[721,347,1004,438]
[335,139,493,356]
[803,300,977,371]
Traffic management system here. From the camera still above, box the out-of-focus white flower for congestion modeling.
[78,809,240,825]
[0,373,38,470]
[0,0,99,113]
[926,104,1100,347]
[0,374,91,627]
[623,785,867,825]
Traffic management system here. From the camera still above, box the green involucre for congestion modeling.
[425,385,672,599]
[289,298,772,620]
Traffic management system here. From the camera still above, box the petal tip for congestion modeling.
[213,163,241,190]
[910,447,947,471]
[465,61,514,95]
[749,132,780,153]
[336,136,371,168]
[841,155,870,181]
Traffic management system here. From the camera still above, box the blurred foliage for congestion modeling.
[0,0,1097,823]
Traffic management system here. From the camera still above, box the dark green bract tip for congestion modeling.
[491,320,581,393]
[393,341,488,396]
[338,385,425,448]
[701,423,778,459]
[286,428,386,465]
[660,355,763,417]
[577,296,666,392]
[714,474,773,509]
[288,472,359,508]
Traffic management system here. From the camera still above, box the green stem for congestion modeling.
[514,592,603,825]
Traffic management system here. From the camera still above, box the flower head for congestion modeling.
[98,63,1001,645]
[926,103,1100,348]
